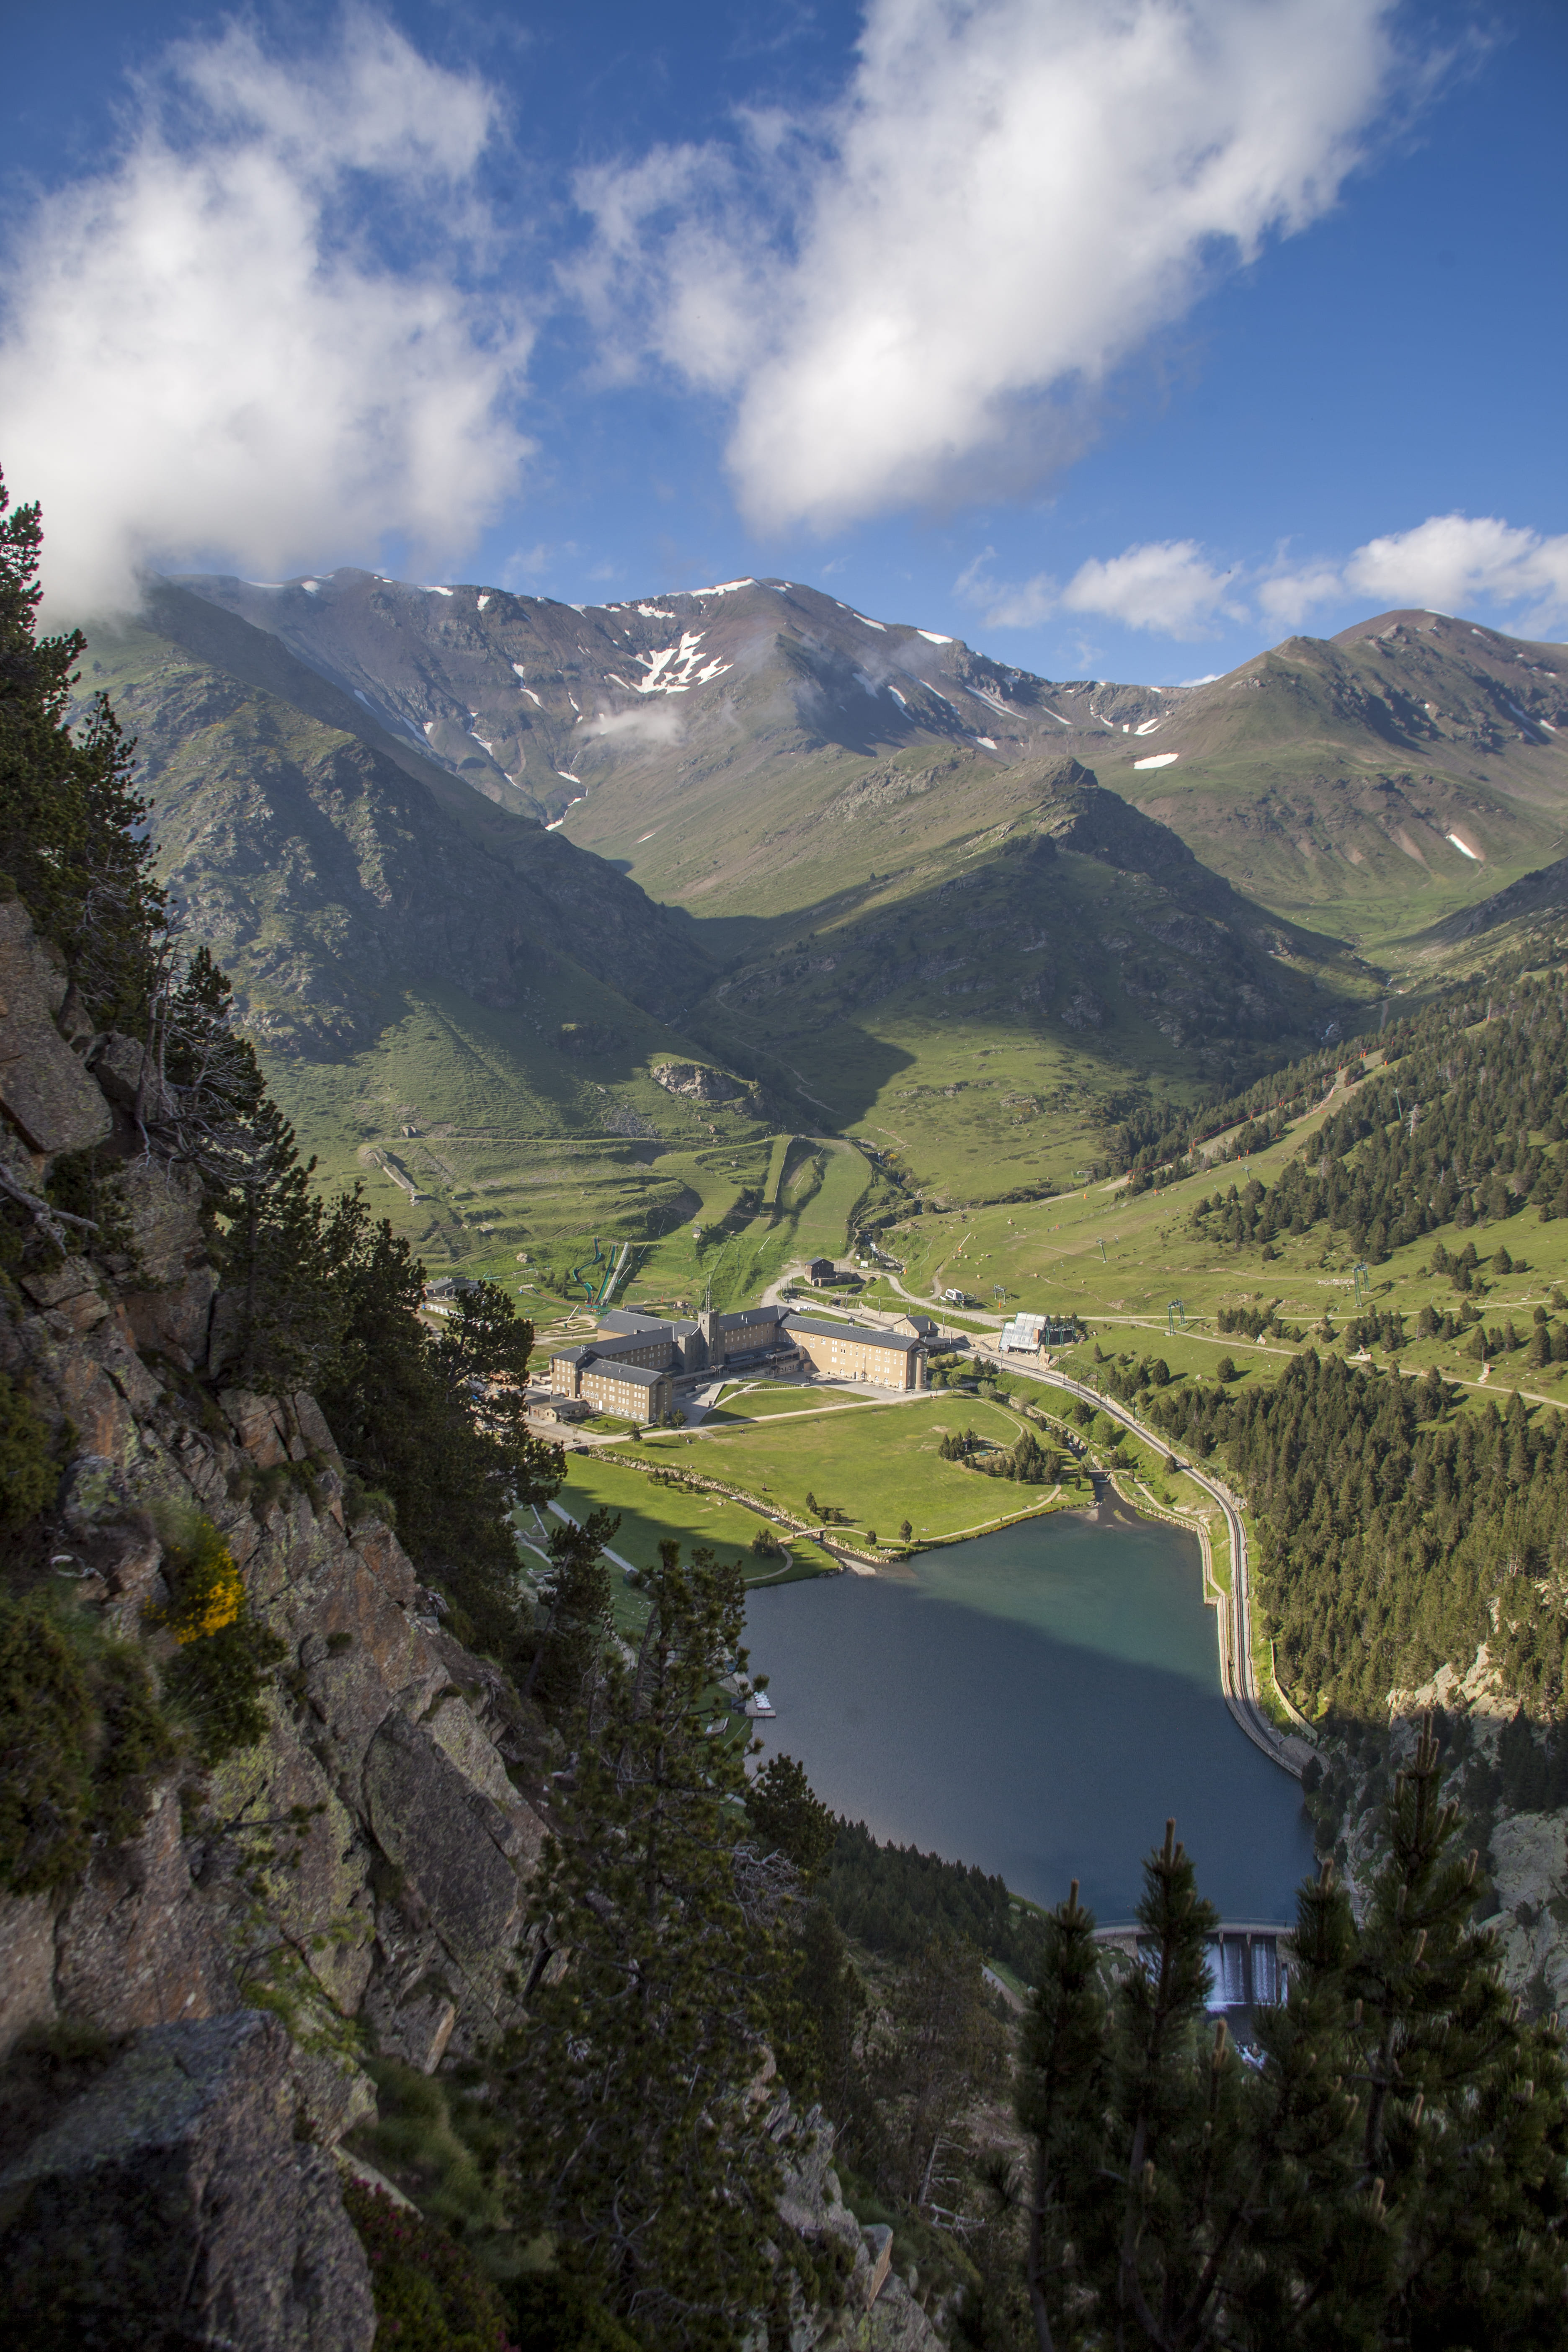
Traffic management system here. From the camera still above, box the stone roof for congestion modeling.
[782,1315,922,1353]
[579,1359,669,1390]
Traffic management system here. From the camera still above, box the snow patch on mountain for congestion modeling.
[1133,751,1181,769]
[636,630,732,695]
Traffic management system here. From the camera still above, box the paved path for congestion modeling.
[968,1345,1310,1781]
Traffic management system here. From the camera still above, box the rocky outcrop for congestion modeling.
[776,2100,942,2351]
[0,1323,554,2071]
[0,895,113,1157]
[0,899,558,2344]
[652,1057,746,1102]
[0,2009,375,2351]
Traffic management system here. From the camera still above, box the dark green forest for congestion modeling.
[1152,1352,1568,1719]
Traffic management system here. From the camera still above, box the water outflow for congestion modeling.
[744,1505,1317,1925]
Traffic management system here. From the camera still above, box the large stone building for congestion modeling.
[781,1314,927,1390]
[547,1300,928,1411]
[549,1302,790,1400]
[579,1357,672,1421]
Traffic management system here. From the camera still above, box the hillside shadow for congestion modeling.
[672,830,1367,1136]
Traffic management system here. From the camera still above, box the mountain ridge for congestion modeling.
[169,569,1568,957]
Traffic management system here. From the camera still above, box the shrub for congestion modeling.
[147,1511,244,1642]
[0,1371,59,1526]
[509,2273,638,2352]
[353,2058,511,2246]
[340,2179,512,2352]
[151,1506,285,1762]
[0,1597,94,1891]
[0,1596,176,1894]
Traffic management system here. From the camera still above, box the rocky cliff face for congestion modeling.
[0,890,932,2351]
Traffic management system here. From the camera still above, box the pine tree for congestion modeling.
[745,1752,833,1877]
[879,1934,1008,2213]
[1007,1741,1568,2349]
[525,1506,619,1715]
[498,1544,789,2348]
[314,1201,562,1652]
[787,1901,868,2119]
[0,472,164,1029]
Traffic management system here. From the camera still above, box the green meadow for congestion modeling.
[642,1393,1077,1546]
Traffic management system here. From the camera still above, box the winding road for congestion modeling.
[971,1349,1310,1779]
[861,1269,1310,1777]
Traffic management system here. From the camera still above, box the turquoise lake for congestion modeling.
[744,1503,1317,1925]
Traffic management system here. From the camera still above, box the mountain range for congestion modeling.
[76,570,1568,1292]
[171,569,1568,950]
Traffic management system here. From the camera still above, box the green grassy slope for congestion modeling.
[1091,614,1568,953]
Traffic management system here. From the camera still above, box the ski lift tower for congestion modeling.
[993,1284,1006,1304]
[1166,1300,1187,1339]
[1352,1262,1370,1309]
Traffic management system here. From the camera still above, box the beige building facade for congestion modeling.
[783,1315,926,1390]
[576,1358,672,1422]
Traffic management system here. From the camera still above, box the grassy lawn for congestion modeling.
[548,1453,833,1586]
[707,1382,861,1420]
[655,1394,1078,1544]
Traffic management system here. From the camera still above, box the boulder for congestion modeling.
[219,1387,291,1467]
[88,1031,149,1113]
[0,897,113,1156]
[0,2009,375,2351]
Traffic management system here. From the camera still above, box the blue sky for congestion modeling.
[3,0,1564,685]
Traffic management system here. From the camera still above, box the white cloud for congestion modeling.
[1263,514,1568,636]
[1346,515,1568,633]
[578,0,1413,532]
[1063,541,1245,637]
[1256,563,1345,629]
[583,704,684,746]
[960,538,1242,637]
[0,13,531,614]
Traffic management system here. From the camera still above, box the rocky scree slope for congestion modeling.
[0,896,928,2352]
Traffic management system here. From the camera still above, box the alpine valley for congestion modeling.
[76,568,1568,1308]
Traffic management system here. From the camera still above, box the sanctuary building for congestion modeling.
[546,1300,928,1419]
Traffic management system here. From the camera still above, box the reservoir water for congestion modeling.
[744,1504,1316,1925]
